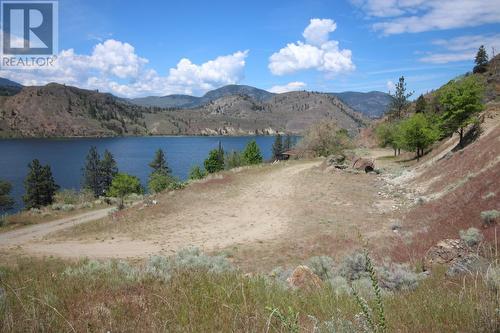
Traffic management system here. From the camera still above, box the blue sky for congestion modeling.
[2,0,499,98]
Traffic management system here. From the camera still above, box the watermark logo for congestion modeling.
[1,0,58,68]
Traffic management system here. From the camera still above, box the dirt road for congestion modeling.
[0,207,112,247]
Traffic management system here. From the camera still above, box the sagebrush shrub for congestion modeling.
[480,210,500,226]
[269,266,293,288]
[339,251,369,281]
[174,247,233,273]
[306,256,336,280]
[378,263,421,291]
[459,227,484,247]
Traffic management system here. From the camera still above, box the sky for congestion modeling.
[1,0,499,98]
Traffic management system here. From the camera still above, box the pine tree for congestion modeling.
[23,159,59,209]
[389,76,413,120]
[100,150,118,194]
[272,134,283,160]
[473,45,489,74]
[204,149,225,173]
[83,146,102,197]
[0,180,14,213]
[242,140,263,165]
[149,149,171,175]
[40,165,58,206]
[415,94,427,113]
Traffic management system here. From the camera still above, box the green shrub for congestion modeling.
[480,210,500,226]
[189,165,207,180]
[148,171,178,193]
[224,150,243,169]
[459,227,484,247]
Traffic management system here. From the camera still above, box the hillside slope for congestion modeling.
[0,83,367,137]
[0,84,148,137]
[145,91,367,136]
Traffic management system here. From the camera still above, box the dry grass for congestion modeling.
[0,257,497,332]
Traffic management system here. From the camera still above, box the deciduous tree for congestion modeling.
[438,76,485,147]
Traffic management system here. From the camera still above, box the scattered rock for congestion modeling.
[287,265,323,290]
[425,239,468,266]
[446,254,488,277]
[425,238,489,276]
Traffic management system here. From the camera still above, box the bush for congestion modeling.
[148,171,178,193]
[61,204,75,212]
[298,121,353,157]
[189,165,207,180]
[378,263,421,292]
[459,227,484,247]
[173,247,233,273]
[338,251,369,281]
[306,256,336,280]
[269,266,293,288]
[224,151,243,169]
[480,210,500,226]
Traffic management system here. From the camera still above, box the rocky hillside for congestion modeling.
[0,84,148,137]
[0,82,368,138]
[144,91,367,136]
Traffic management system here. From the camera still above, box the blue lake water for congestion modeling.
[0,136,297,212]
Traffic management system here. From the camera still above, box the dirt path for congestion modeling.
[0,207,113,247]
[0,152,404,266]
[2,161,324,259]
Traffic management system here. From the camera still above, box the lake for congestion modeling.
[0,136,297,213]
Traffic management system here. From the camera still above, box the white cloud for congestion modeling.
[420,34,500,64]
[268,18,354,76]
[352,0,500,35]
[302,18,337,46]
[0,39,249,97]
[268,81,307,93]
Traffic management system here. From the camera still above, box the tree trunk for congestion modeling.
[394,148,397,157]
[459,128,464,147]
[398,148,401,156]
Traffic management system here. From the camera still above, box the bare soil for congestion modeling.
[0,154,403,270]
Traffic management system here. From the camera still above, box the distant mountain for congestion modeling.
[131,94,199,108]
[201,85,274,103]
[131,85,391,119]
[0,78,23,96]
[330,91,393,119]
[130,85,274,109]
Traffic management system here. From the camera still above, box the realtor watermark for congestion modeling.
[1,0,58,69]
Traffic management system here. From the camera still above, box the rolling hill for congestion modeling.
[131,85,392,119]
[0,81,368,138]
